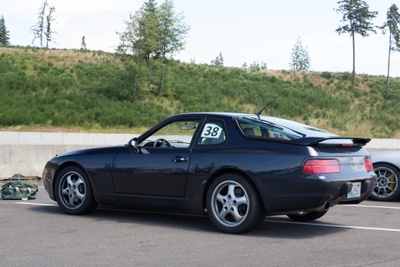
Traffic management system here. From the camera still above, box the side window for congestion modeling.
[237,117,292,140]
[239,123,261,136]
[140,120,200,148]
[197,120,226,145]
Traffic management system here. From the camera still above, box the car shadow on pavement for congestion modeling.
[28,205,347,237]
[252,217,347,238]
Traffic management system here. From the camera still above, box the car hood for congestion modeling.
[55,145,126,158]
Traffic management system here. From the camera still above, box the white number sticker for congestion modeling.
[268,129,289,140]
[201,123,223,139]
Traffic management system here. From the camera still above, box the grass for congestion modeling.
[1,46,400,138]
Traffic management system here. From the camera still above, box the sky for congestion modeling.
[2,0,400,77]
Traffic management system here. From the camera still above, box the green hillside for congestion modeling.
[1,46,400,138]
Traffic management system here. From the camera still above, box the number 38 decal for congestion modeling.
[201,123,223,139]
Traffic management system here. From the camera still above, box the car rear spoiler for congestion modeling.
[291,137,371,147]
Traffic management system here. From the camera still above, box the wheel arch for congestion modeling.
[52,162,93,202]
[373,161,400,172]
[202,168,266,211]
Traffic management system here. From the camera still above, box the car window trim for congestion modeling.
[193,117,228,148]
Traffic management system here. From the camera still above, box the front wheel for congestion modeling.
[55,166,97,215]
[207,173,264,234]
[287,210,328,222]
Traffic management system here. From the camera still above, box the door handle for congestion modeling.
[172,156,189,163]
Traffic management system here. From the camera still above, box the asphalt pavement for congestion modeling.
[1,185,400,266]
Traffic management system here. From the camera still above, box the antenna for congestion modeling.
[255,90,286,119]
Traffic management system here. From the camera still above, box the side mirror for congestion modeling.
[128,137,140,153]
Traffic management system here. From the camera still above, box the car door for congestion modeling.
[112,119,200,197]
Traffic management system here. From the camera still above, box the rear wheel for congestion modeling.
[55,166,97,215]
[287,210,328,222]
[370,163,400,201]
[207,173,264,234]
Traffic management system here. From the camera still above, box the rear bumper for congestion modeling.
[261,174,377,213]
[338,179,375,204]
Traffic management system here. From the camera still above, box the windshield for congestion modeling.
[237,116,336,140]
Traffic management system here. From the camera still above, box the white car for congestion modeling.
[370,151,400,201]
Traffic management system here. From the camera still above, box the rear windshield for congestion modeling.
[236,116,335,141]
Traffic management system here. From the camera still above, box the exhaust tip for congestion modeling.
[316,202,330,212]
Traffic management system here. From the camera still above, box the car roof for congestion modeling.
[172,112,335,137]
[172,112,248,117]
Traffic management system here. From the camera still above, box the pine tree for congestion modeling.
[0,15,10,45]
[382,4,400,100]
[117,0,189,96]
[211,52,224,66]
[335,0,378,84]
[289,37,311,71]
[158,0,189,89]
[81,36,87,51]
[158,0,189,59]
[31,0,48,47]
[249,61,267,72]
[31,0,56,48]
[44,6,56,48]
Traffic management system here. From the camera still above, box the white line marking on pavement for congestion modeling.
[346,204,400,210]
[16,202,57,206]
[264,219,400,232]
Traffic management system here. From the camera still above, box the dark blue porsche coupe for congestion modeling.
[42,112,377,233]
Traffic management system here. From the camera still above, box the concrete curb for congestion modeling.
[0,132,139,179]
[0,132,398,179]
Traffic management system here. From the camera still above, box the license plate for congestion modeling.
[347,182,361,198]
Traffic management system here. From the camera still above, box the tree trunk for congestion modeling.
[146,55,151,88]
[161,66,165,90]
[351,30,356,84]
[385,32,392,100]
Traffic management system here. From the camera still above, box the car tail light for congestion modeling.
[364,157,373,172]
[302,159,340,174]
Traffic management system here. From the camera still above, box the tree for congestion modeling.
[117,0,162,91]
[211,52,224,66]
[158,0,189,59]
[31,0,56,48]
[117,0,189,96]
[0,15,10,45]
[335,0,378,84]
[382,4,400,100]
[31,0,48,47]
[248,61,267,72]
[44,5,56,48]
[289,37,311,71]
[158,0,189,88]
[81,36,87,51]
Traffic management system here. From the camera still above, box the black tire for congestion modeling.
[287,210,328,222]
[206,173,265,234]
[370,163,400,201]
[55,166,97,215]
